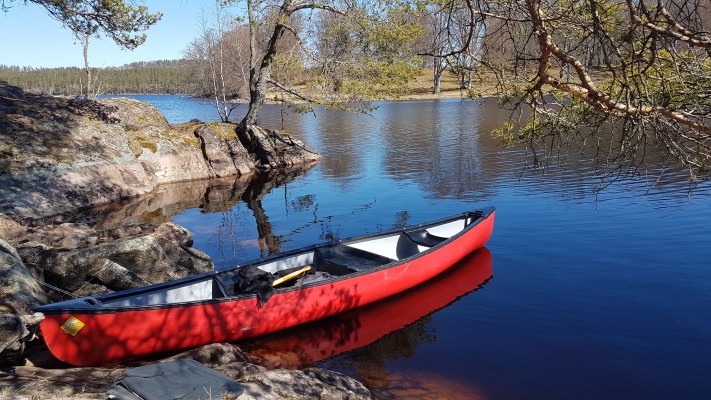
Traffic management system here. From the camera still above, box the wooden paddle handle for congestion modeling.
[273,266,312,286]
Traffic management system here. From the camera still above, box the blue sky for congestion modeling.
[0,1,215,68]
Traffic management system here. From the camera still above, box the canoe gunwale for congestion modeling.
[35,208,495,315]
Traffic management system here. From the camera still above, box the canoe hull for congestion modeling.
[38,209,495,366]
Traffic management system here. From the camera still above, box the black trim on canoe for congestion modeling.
[34,208,494,315]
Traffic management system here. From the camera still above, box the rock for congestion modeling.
[91,259,151,292]
[303,368,375,399]
[0,239,49,314]
[182,246,214,273]
[0,83,320,217]
[162,342,267,381]
[1,342,374,399]
[154,221,193,247]
[0,239,49,364]
[0,312,44,366]
[0,80,25,100]
[152,345,373,399]
[106,224,144,240]
[194,123,254,177]
[22,234,214,297]
[240,125,322,171]
[0,213,25,240]
[99,97,170,134]
[22,222,93,250]
[240,368,374,400]
[0,363,124,397]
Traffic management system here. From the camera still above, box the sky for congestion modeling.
[0,1,217,68]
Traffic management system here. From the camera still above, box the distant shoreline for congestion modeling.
[94,88,480,102]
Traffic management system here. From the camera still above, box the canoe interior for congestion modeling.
[46,214,477,309]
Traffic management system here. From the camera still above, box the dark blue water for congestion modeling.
[111,95,711,399]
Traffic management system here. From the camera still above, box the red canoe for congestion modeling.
[35,208,495,366]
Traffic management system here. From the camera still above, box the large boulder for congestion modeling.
[193,123,254,177]
[21,233,213,298]
[0,82,320,217]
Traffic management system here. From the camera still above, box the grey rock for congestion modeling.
[182,246,213,272]
[0,239,49,314]
[0,312,44,365]
[22,234,213,296]
[0,213,26,240]
[240,368,374,400]
[194,123,254,177]
[162,342,250,368]
[2,342,374,399]
[90,259,151,292]
[154,221,193,247]
[241,125,322,171]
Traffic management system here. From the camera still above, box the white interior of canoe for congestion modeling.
[91,217,472,308]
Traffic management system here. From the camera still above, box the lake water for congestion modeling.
[107,95,711,399]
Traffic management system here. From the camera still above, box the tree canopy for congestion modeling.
[3,0,162,98]
[2,0,162,50]
[448,0,711,178]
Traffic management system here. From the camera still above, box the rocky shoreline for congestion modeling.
[2,342,373,399]
[0,82,374,398]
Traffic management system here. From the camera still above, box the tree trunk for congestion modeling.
[232,0,321,170]
[239,0,291,133]
[432,56,443,94]
[82,34,92,99]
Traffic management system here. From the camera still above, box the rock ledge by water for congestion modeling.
[0,81,321,218]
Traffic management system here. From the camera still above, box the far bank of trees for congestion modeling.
[0,61,197,95]
[0,60,198,96]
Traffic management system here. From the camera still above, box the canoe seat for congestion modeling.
[316,245,394,273]
[404,229,447,247]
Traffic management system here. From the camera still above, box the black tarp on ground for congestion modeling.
[107,359,244,399]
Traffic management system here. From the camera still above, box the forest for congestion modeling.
[0,60,197,95]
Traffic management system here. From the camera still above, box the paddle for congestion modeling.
[273,266,312,287]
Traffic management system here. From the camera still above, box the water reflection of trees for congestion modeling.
[69,165,317,258]
[315,109,370,185]
[380,100,496,199]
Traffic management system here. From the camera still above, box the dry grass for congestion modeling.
[269,67,503,105]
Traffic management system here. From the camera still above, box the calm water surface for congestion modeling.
[111,95,711,399]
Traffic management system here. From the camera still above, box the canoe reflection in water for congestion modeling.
[240,247,493,369]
